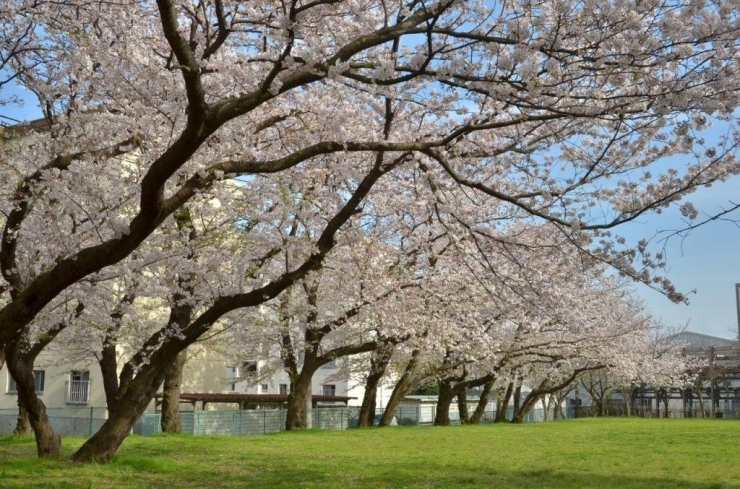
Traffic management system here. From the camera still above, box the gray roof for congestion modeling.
[673,331,737,349]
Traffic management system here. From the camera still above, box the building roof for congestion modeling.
[154,392,355,404]
[674,331,737,348]
[402,395,439,403]
[0,116,49,136]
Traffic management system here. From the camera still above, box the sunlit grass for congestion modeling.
[1,418,739,488]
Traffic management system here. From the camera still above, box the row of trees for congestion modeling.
[0,0,738,462]
[228,229,698,428]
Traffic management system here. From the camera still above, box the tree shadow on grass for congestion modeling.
[0,459,735,489]
[228,465,735,489]
[109,463,740,489]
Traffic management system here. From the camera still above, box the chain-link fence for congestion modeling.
[0,407,107,437]
[376,405,545,425]
[634,408,740,419]
[562,403,740,419]
[133,406,363,436]
[132,405,545,436]
[11,402,688,440]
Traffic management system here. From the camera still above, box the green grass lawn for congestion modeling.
[1,418,739,488]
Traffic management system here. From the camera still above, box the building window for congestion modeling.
[226,366,238,392]
[242,361,258,374]
[322,384,336,397]
[261,383,269,393]
[35,371,45,394]
[65,370,90,404]
[7,370,45,394]
[279,384,288,395]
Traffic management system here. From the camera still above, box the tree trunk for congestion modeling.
[696,388,706,417]
[357,344,393,428]
[495,382,514,423]
[285,370,315,430]
[13,402,31,435]
[73,280,194,462]
[161,349,188,433]
[73,359,170,463]
[72,394,149,463]
[558,396,566,419]
[357,381,379,428]
[662,391,669,418]
[99,337,121,418]
[597,397,607,417]
[620,387,633,417]
[468,377,495,424]
[378,385,404,426]
[457,389,470,424]
[512,393,540,423]
[551,390,570,420]
[380,349,420,426]
[543,395,552,421]
[434,380,455,426]
[512,382,522,415]
[5,342,60,457]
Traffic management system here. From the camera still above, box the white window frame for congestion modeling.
[65,370,90,404]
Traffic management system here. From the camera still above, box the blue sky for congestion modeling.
[622,174,740,340]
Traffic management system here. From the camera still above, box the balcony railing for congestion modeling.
[65,380,90,404]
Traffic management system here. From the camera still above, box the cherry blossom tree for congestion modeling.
[639,329,699,417]
[408,232,671,426]
[0,0,740,463]
[235,236,425,430]
[4,296,84,455]
[579,370,617,417]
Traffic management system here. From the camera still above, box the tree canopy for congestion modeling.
[1,0,739,462]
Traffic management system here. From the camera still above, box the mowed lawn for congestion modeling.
[2,418,740,488]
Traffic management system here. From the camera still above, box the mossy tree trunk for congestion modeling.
[161,349,188,433]
[380,349,420,426]
[358,342,394,427]
[5,338,60,457]
[494,382,514,423]
[285,367,317,430]
[468,377,495,424]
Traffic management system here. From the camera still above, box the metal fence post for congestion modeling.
[89,407,94,436]
[263,410,266,435]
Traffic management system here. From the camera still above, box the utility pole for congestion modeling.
[710,346,716,419]
[736,283,740,341]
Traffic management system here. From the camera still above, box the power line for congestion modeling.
[0,114,23,127]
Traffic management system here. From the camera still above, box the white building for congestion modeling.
[1,353,104,411]
[220,356,396,410]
